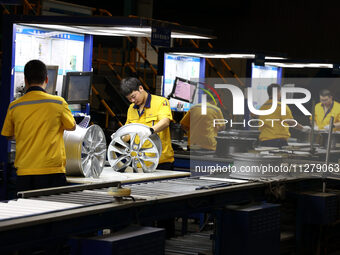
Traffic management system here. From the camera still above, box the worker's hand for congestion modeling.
[139,127,153,139]
[313,125,319,131]
[111,132,131,142]
[301,125,311,132]
[323,125,330,131]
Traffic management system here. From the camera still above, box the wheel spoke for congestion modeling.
[137,158,148,170]
[91,156,100,177]
[109,144,126,155]
[115,154,130,163]
[112,155,131,171]
[115,136,130,149]
[139,156,159,165]
[95,145,106,154]
[94,150,106,158]
[131,158,139,172]
[139,147,157,153]
[92,132,103,147]
[88,128,94,143]
[81,154,90,164]
[82,140,91,151]
[130,133,139,150]
[82,156,92,176]
[82,145,90,154]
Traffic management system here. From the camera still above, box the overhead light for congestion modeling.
[170,53,255,58]
[171,52,203,57]
[170,52,285,59]
[87,31,122,36]
[113,27,152,33]
[265,56,287,60]
[306,63,333,68]
[265,62,333,68]
[225,54,255,58]
[74,26,97,30]
[265,63,306,68]
[96,29,147,36]
[19,23,85,34]
[20,23,65,30]
[201,54,255,58]
[170,32,211,39]
[17,23,214,39]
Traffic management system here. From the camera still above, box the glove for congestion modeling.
[138,127,154,139]
[302,126,311,132]
[313,125,319,131]
[323,125,330,131]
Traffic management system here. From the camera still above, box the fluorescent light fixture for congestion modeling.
[171,52,203,57]
[265,56,286,60]
[171,52,255,58]
[20,23,67,30]
[307,63,333,68]
[113,27,152,33]
[96,29,147,35]
[86,31,123,37]
[171,52,286,60]
[225,54,255,58]
[19,23,85,34]
[18,23,214,39]
[265,62,333,68]
[170,32,211,39]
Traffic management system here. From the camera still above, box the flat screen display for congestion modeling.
[251,64,282,109]
[171,77,197,103]
[13,24,85,97]
[63,72,93,104]
[45,65,58,95]
[163,53,202,111]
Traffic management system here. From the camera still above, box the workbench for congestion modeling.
[66,167,190,184]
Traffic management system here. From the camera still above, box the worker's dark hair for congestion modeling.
[319,89,332,97]
[24,60,47,85]
[120,77,144,96]
[267,83,281,98]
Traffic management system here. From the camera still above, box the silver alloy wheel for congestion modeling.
[107,123,162,173]
[64,125,107,177]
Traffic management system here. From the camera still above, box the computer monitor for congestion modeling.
[251,64,282,109]
[62,72,93,104]
[169,77,198,103]
[45,65,58,95]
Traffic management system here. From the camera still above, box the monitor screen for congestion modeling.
[251,64,282,109]
[170,77,197,103]
[46,65,58,95]
[63,72,93,104]
[162,53,202,111]
[13,24,85,98]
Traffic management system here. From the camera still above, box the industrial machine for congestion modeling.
[215,129,259,157]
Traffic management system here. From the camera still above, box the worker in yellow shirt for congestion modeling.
[259,83,310,147]
[180,95,225,151]
[312,89,340,131]
[1,60,76,193]
[120,77,174,170]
